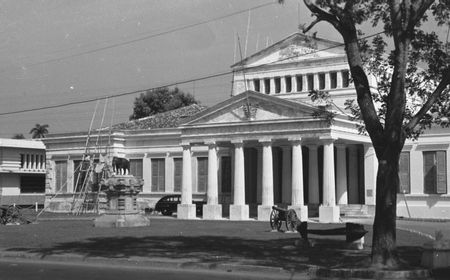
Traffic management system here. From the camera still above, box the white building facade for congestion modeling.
[42,33,450,220]
[0,138,46,206]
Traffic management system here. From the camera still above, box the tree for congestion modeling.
[29,124,49,139]
[130,87,198,120]
[280,0,450,267]
[12,134,25,139]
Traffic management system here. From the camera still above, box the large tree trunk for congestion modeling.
[371,145,402,267]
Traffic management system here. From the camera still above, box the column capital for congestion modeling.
[180,141,191,148]
[204,140,217,147]
[288,137,302,144]
[231,139,244,145]
[258,138,272,145]
[319,136,337,144]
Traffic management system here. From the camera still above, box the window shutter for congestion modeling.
[55,161,67,193]
[423,152,436,194]
[158,159,165,192]
[174,158,182,192]
[197,158,208,192]
[151,160,158,192]
[398,152,410,193]
[130,159,143,179]
[436,151,447,194]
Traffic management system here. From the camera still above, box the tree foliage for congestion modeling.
[29,124,49,139]
[130,87,198,120]
[280,0,450,267]
[12,133,26,139]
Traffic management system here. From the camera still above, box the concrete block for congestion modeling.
[177,204,196,219]
[257,205,272,221]
[229,204,249,220]
[319,205,340,223]
[202,204,222,220]
[288,205,308,222]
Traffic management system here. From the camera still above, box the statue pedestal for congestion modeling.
[94,175,150,227]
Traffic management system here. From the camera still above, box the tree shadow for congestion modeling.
[8,235,375,270]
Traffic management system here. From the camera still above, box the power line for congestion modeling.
[0,31,387,117]
[23,2,275,68]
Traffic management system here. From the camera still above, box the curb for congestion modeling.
[0,250,433,279]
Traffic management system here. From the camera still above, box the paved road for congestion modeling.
[0,259,305,280]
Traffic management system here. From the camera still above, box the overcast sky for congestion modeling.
[0,1,446,138]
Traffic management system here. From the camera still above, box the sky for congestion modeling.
[0,0,447,138]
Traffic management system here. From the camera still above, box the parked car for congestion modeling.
[154,194,205,216]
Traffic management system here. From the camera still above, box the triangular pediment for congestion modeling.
[232,33,345,68]
[183,91,317,126]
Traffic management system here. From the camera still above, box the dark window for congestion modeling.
[174,158,182,192]
[285,76,292,92]
[129,159,143,179]
[221,156,232,193]
[197,157,208,192]
[319,73,325,90]
[253,79,260,92]
[296,75,303,91]
[20,154,25,168]
[424,151,447,194]
[342,70,350,88]
[55,161,68,193]
[398,152,410,194]
[307,74,314,91]
[26,154,30,168]
[20,175,45,193]
[274,77,281,93]
[151,158,165,192]
[330,72,337,89]
[264,78,270,94]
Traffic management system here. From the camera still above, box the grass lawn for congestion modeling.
[0,216,429,271]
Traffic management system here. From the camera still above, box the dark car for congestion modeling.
[154,194,205,216]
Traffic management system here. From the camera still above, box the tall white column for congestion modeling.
[281,146,292,204]
[337,71,343,88]
[319,138,340,223]
[325,72,331,89]
[178,143,196,219]
[289,139,308,221]
[142,154,151,193]
[336,144,348,205]
[270,77,275,94]
[308,145,320,205]
[364,145,378,206]
[281,76,286,93]
[348,145,360,204]
[292,75,297,93]
[258,139,273,221]
[260,78,266,94]
[313,74,319,91]
[230,140,249,220]
[203,141,222,220]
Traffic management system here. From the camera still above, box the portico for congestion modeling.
[177,91,369,222]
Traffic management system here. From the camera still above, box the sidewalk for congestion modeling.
[0,214,445,279]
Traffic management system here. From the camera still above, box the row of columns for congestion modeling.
[177,139,358,223]
[248,71,349,95]
[21,154,46,170]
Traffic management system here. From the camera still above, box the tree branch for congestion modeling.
[303,0,342,33]
[405,68,450,131]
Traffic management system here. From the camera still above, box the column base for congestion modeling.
[202,204,222,220]
[177,204,196,219]
[257,205,273,221]
[288,205,308,222]
[229,204,249,220]
[319,205,340,223]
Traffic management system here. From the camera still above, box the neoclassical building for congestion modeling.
[43,33,450,221]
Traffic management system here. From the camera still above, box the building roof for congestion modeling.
[0,138,45,149]
[112,104,207,130]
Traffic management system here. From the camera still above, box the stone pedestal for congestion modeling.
[257,205,272,221]
[319,205,340,223]
[94,175,150,228]
[177,204,196,219]
[230,204,249,220]
[288,205,308,222]
[202,204,222,220]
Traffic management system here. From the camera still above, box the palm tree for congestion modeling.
[29,124,49,139]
